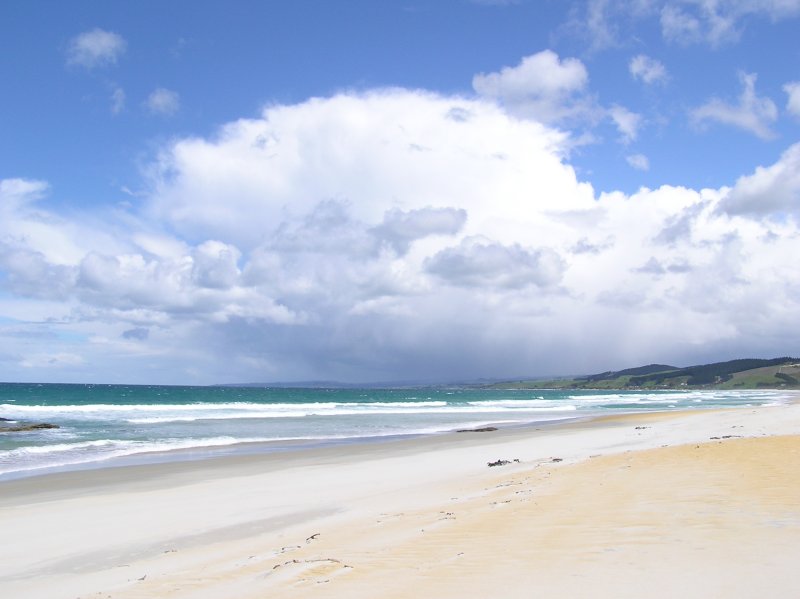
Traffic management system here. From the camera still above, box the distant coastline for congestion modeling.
[216,357,800,391]
[2,357,798,392]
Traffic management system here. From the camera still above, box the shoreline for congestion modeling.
[0,412,593,494]
[2,400,800,598]
[0,412,584,483]
[3,386,792,482]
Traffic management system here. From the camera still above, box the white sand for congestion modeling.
[2,400,799,598]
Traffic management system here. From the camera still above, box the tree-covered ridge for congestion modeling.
[491,357,800,390]
[625,358,797,387]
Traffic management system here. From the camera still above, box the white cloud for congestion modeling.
[474,51,645,147]
[3,88,800,383]
[146,90,579,248]
[425,237,565,289]
[472,50,593,124]
[635,256,691,274]
[373,207,467,254]
[66,28,126,68]
[784,81,800,119]
[146,88,180,116]
[0,178,49,209]
[629,54,668,84]
[0,178,125,266]
[690,72,777,139]
[608,105,642,144]
[191,240,242,289]
[626,154,650,170]
[720,142,800,216]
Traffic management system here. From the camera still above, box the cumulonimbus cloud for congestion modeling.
[2,87,800,383]
[373,207,468,254]
[425,237,565,289]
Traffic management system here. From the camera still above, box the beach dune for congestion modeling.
[2,403,799,598]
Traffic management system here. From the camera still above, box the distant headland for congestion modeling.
[487,357,800,390]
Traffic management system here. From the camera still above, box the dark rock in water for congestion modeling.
[0,422,60,432]
[457,426,498,433]
[0,417,12,422]
[488,459,511,467]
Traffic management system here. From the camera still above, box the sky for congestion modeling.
[1,0,800,385]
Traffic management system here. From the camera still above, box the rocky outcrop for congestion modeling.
[0,422,60,432]
[456,426,498,433]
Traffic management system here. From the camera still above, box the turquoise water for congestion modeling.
[0,383,789,480]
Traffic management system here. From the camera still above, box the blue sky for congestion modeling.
[1,0,800,384]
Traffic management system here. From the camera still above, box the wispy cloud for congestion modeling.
[661,0,800,47]
[690,72,777,139]
[660,4,705,44]
[66,28,126,69]
[110,86,125,115]
[145,88,180,116]
[784,81,800,119]
[626,154,650,171]
[567,1,800,50]
[629,54,668,85]
[608,105,642,144]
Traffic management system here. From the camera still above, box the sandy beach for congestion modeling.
[2,400,800,599]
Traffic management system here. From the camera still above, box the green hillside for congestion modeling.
[490,357,800,390]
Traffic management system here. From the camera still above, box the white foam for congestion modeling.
[469,399,576,409]
[0,436,277,476]
[4,389,785,427]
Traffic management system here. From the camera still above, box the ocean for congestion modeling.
[0,383,790,480]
